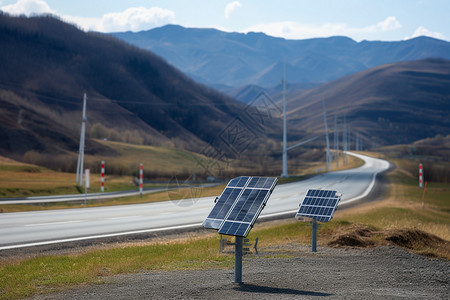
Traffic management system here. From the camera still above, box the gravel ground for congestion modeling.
[29,245,449,300]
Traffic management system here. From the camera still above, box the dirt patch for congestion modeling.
[386,228,450,258]
[386,229,444,248]
[328,233,375,247]
[327,226,377,248]
[327,226,450,259]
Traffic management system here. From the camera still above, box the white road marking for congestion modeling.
[107,216,143,220]
[25,220,82,227]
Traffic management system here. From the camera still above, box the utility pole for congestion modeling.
[343,114,348,166]
[323,99,331,172]
[356,133,360,151]
[281,64,288,178]
[334,115,339,169]
[76,93,87,185]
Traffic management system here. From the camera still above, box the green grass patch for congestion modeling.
[0,164,43,173]
[0,236,233,300]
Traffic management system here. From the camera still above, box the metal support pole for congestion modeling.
[281,64,288,178]
[312,219,317,252]
[84,185,87,206]
[323,100,330,172]
[343,114,348,166]
[334,115,339,169]
[234,236,243,283]
[76,93,87,185]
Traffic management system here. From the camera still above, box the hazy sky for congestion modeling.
[1,0,448,41]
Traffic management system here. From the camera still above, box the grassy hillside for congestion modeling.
[0,14,268,162]
[375,135,450,183]
[286,59,450,147]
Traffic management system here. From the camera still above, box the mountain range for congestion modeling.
[112,25,450,89]
[0,14,269,160]
[285,58,450,147]
[0,14,449,169]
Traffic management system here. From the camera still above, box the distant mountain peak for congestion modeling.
[112,26,450,89]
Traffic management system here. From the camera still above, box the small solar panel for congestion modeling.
[203,176,277,237]
[203,187,243,230]
[296,189,341,222]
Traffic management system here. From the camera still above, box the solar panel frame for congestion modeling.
[203,176,277,237]
[218,220,251,237]
[295,189,341,223]
[203,186,245,230]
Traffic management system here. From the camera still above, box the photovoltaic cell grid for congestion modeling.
[203,176,277,237]
[295,189,341,222]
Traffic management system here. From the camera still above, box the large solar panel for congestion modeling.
[295,189,341,222]
[203,176,277,237]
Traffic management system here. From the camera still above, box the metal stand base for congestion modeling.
[312,219,317,252]
[234,236,243,283]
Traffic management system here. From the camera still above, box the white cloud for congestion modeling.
[244,16,402,40]
[408,26,445,40]
[0,0,53,15]
[372,16,402,32]
[1,0,176,32]
[224,1,242,19]
[66,7,175,32]
[98,7,175,32]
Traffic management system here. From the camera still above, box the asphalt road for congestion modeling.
[0,152,389,250]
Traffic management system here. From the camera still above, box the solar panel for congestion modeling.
[295,189,341,222]
[203,176,277,237]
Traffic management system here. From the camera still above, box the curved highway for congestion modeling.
[0,152,389,250]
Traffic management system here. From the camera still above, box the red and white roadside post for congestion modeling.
[139,163,143,198]
[101,161,105,192]
[419,163,423,189]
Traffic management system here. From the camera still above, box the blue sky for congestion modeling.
[1,0,449,41]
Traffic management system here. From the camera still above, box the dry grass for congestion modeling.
[0,163,135,198]
[335,166,450,241]
[92,139,220,176]
[0,234,232,300]
[0,162,79,197]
